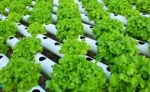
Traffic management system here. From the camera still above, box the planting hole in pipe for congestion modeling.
[85,14,87,16]
[124,24,127,27]
[95,42,98,45]
[54,42,60,45]
[114,13,118,16]
[86,57,93,61]
[43,36,48,39]
[0,56,3,59]
[107,67,110,72]
[138,41,145,45]
[25,27,27,30]
[18,23,21,25]
[39,57,46,61]
[9,36,14,40]
[80,36,85,39]
[90,26,93,28]
[32,89,40,92]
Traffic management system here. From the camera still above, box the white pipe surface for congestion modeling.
[31,1,36,6]
[43,24,57,36]
[26,6,33,11]
[6,36,56,76]
[82,23,94,36]
[78,35,97,53]
[6,36,19,48]
[28,85,46,92]
[0,54,9,70]
[37,34,111,79]
[110,13,127,25]
[53,0,59,7]
[16,23,32,37]
[81,14,95,25]
[22,14,57,23]
[0,14,7,20]
[37,34,64,57]
[138,41,150,57]
[35,53,56,76]
[4,8,9,13]
[85,56,111,80]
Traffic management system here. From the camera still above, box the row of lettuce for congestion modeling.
[0,0,53,92]
[103,0,150,14]
[0,0,150,92]
[46,0,107,91]
[80,0,150,91]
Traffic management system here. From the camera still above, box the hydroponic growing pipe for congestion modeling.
[6,35,110,79]
[0,54,46,92]
[0,54,9,70]
[36,34,111,79]
[6,36,56,76]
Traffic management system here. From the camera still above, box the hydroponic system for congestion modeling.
[0,0,150,92]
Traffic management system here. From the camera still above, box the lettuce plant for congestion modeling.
[0,37,8,54]
[58,0,80,20]
[81,0,109,22]
[0,20,17,40]
[60,39,90,55]
[109,54,150,92]
[136,0,150,14]
[28,1,52,24]
[0,21,17,53]
[0,57,41,92]
[58,8,81,20]
[86,1,109,22]
[56,18,83,40]
[27,22,46,36]
[92,19,124,39]
[97,31,138,62]
[107,0,139,18]
[126,16,150,41]
[12,37,43,61]
[46,55,106,92]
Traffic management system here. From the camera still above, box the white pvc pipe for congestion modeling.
[37,34,64,57]
[22,14,57,23]
[137,41,150,57]
[82,23,94,36]
[81,14,95,25]
[110,13,127,25]
[0,54,9,70]
[43,24,57,35]
[53,0,59,7]
[28,85,46,92]
[22,14,30,22]
[16,23,32,37]
[32,1,36,6]
[0,14,7,20]
[6,36,19,48]
[26,6,33,11]
[52,6,58,14]
[6,36,56,76]
[36,34,110,79]
[34,53,56,76]
[140,13,150,17]
[78,5,87,14]
[78,35,97,53]
[52,14,57,23]
[85,56,111,80]
[4,8,9,13]
[43,23,96,52]
[44,23,94,37]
